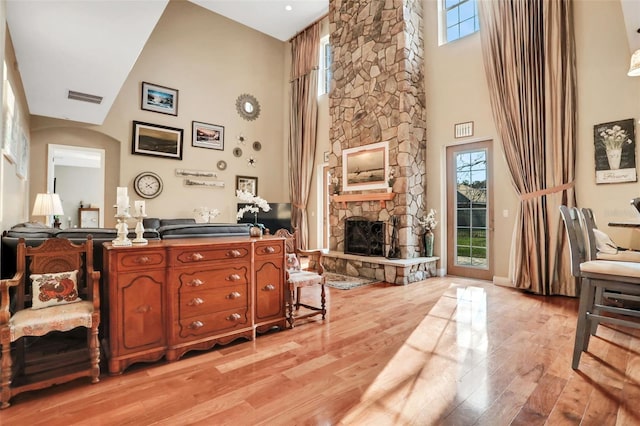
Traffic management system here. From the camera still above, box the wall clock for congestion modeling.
[134,171,163,199]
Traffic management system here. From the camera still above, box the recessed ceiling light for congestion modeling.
[285,5,293,11]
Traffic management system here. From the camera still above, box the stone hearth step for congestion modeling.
[323,250,439,285]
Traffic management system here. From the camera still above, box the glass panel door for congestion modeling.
[446,141,493,280]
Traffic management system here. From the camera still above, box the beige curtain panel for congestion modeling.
[479,0,578,295]
[288,23,320,250]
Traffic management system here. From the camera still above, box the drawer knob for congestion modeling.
[227,291,242,299]
[265,246,275,254]
[189,252,204,261]
[226,274,241,282]
[226,249,242,258]
[136,304,151,313]
[264,284,276,291]
[188,297,204,306]
[227,313,241,322]
[135,256,150,264]
[188,321,204,329]
[188,279,204,287]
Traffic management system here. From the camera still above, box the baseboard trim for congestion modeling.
[493,275,514,287]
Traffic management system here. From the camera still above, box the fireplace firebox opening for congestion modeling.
[344,217,385,256]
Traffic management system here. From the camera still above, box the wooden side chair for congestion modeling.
[0,237,101,408]
[559,205,640,369]
[274,228,326,327]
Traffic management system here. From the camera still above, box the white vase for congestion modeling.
[606,147,622,170]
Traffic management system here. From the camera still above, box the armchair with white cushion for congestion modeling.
[0,237,100,408]
[274,228,326,328]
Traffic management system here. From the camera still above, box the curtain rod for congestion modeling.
[288,12,329,42]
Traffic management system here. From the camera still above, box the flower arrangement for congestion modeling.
[388,166,396,187]
[236,189,270,225]
[193,207,220,223]
[331,176,340,195]
[599,125,632,151]
[418,209,438,233]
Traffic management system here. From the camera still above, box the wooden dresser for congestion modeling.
[103,236,285,375]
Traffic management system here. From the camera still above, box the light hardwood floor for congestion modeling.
[1,276,639,425]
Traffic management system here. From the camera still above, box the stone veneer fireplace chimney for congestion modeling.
[328,0,427,262]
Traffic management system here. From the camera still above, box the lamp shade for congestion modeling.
[32,193,64,217]
[628,49,640,77]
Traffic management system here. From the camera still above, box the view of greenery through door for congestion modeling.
[455,149,488,267]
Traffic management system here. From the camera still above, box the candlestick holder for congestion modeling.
[112,212,132,247]
[132,215,148,245]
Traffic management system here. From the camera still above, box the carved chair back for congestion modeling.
[14,237,95,311]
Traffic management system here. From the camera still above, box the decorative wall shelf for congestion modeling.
[331,192,395,208]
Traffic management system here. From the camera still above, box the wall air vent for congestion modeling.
[67,90,103,104]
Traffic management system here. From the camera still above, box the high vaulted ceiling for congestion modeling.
[4,1,638,126]
[5,0,328,125]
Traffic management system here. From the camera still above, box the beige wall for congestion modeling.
[574,0,640,247]
[421,0,640,282]
[28,0,288,226]
[1,6,30,231]
[4,0,640,283]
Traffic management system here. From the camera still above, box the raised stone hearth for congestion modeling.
[323,251,438,285]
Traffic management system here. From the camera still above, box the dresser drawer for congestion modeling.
[115,250,166,272]
[173,307,250,341]
[254,240,284,258]
[170,244,250,266]
[176,284,248,318]
[173,266,249,293]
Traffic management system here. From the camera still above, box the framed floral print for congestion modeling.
[594,118,636,184]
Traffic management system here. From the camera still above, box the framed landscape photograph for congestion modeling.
[141,81,178,116]
[132,121,183,160]
[236,175,258,195]
[192,121,224,150]
[342,141,389,191]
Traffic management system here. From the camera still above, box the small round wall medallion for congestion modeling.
[233,147,243,157]
[216,160,227,171]
[235,93,261,121]
[252,141,262,151]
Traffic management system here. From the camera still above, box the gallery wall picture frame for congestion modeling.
[192,121,224,150]
[141,81,178,116]
[184,178,225,188]
[16,130,28,179]
[342,141,389,192]
[2,81,18,165]
[132,121,183,160]
[175,168,216,178]
[236,175,258,195]
[593,118,637,184]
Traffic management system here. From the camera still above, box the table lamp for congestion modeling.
[32,193,64,227]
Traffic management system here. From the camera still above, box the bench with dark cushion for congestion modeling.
[143,218,251,239]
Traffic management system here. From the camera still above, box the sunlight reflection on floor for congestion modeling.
[339,283,491,425]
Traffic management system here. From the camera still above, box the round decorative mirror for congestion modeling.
[235,94,260,121]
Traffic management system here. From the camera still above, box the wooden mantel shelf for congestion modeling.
[331,192,395,208]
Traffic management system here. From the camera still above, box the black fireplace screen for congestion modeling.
[344,217,385,256]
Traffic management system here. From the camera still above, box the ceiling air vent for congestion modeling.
[67,90,103,104]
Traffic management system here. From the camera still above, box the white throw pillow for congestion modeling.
[593,228,618,254]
